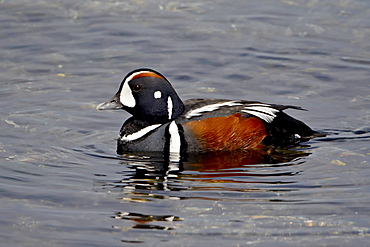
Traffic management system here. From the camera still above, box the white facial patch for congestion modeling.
[120,82,136,108]
[168,121,181,162]
[167,96,173,120]
[120,70,154,108]
[241,104,279,123]
[120,124,161,141]
[154,91,162,99]
[185,100,243,119]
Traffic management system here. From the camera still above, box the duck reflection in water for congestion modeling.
[107,146,311,195]
[101,146,311,231]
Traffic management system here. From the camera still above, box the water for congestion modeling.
[1,0,370,246]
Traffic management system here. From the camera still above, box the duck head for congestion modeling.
[97,68,185,124]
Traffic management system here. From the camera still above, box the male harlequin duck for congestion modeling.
[97,68,324,158]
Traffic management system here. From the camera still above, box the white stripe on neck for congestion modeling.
[121,124,161,141]
[167,96,173,120]
[168,121,181,162]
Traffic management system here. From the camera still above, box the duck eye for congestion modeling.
[132,84,141,92]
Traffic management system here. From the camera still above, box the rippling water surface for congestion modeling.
[1,0,370,246]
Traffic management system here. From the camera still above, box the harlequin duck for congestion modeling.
[97,68,324,158]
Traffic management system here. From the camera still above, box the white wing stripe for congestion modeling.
[245,103,272,107]
[242,105,279,123]
[185,101,243,118]
[241,110,274,122]
[243,106,279,116]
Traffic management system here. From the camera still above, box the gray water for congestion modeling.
[1,0,370,246]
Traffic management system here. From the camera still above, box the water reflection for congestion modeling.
[95,147,312,231]
[112,212,181,231]
[100,148,309,188]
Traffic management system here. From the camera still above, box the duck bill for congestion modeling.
[96,94,123,110]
